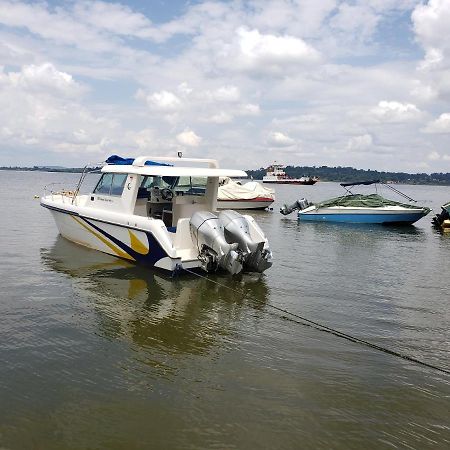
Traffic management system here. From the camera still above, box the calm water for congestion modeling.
[0,171,449,450]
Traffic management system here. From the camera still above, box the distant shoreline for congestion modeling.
[2,165,450,185]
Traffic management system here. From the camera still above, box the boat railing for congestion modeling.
[71,164,102,205]
[43,183,78,204]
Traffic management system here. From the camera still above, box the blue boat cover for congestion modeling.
[105,155,172,166]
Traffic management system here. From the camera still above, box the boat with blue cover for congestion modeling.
[280,180,430,225]
[40,155,272,275]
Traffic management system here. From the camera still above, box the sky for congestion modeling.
[0,0,450,172]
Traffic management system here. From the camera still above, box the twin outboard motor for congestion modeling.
[189,211,243,274]
[219,210,272,273]
[189,210,272,275]
[280,198,311,215]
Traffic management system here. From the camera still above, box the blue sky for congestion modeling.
[0,0,449,172]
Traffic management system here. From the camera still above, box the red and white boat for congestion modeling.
[262,163,318,185]
[217,177,275,210]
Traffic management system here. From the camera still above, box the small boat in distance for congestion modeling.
[280,180,430,225]
[217,177,275,210]
[40,155,272,275]
[262,163,318,185]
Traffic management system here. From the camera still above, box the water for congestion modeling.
[0,171,449,449]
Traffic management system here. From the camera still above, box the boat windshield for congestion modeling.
[93,173,128,196]
[172,176,207,196]
[137,175,176,198]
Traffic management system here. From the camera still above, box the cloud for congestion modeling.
[209,85,240,102]
[422,113,450,134]
[235,27,321,73]
[371,101,422,123]
[72,1,160,40]
[428,150,440,161]
[176,129,202,147]
[413,0,450,70]
[0,62,85,96]
[346,134,373,151]
[267,131,295,147]
[205,112,233,124]
[0,64,121,155]
[143,90,182,111]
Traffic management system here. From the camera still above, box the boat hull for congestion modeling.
[217,198,274,210]
[43,205,185,272]
[298,209,427,224]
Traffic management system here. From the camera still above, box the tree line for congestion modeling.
[247,165,450,185]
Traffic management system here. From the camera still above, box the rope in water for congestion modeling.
[183,268,450,376]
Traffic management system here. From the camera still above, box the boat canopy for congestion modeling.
[105,155,172,166]
[317,194,430,212]
[102,164,247,178]
[340,180,380,187]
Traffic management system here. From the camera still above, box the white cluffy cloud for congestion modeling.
[234,27,321,73]
[176,129,202,147]
[0,62,84,96]
[422,113,450,134]
[371,101,422,123]
[140,90,182,111]
[346,134,373,151]
[413,0,450,70]
[267,131,295,147]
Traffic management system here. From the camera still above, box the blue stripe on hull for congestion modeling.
[298,212,425,224]
[82,217,169,265]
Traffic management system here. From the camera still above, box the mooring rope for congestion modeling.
[183,268,450,376]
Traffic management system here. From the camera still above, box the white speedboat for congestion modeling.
[262,163,318,185]
[217,177,275,210]
[41,155,273,275]
[280,180,430,225]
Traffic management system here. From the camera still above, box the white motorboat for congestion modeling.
[217,177,275,210]
[263,163,318,185]
[40,155,273,275]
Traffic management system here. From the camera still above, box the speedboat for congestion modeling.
[40,155,272,275]
[280,180,430,224]
[432,201,450,231]
[217,177,275,210]
[262,163,318,185]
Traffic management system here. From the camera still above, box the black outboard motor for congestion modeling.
[280,198,311,215]
[432,206,450,229]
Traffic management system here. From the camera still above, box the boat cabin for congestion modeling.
[85,156,246,228]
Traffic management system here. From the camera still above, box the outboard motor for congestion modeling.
[219,210,272,273]
[432,206,450,229]
[189,211,243,274]
[280,198,311,215]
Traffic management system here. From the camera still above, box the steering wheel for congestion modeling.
[160,188,174,201]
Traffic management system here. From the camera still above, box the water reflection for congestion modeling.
[41,237,269,360]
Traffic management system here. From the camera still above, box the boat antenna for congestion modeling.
[177,151,183,158]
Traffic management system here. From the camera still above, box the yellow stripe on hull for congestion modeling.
[128,229,149,254]
[71,216,135,261]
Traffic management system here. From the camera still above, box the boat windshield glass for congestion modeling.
[93,173,127,196]
[173,176,207,196]
[137,175,176,198]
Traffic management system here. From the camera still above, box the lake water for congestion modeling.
[0,171,449,449]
